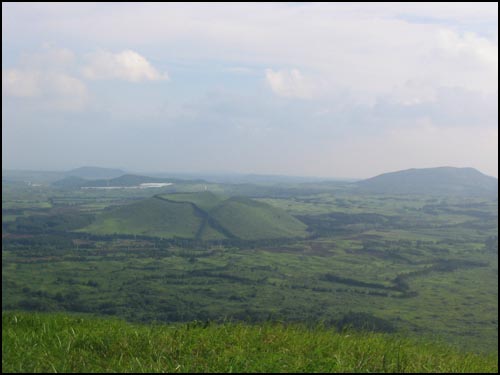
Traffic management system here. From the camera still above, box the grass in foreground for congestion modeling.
[2,311,497,373]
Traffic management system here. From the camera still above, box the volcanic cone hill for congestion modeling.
[357,167,498,196]
[83,191,308,240]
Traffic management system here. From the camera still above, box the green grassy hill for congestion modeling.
[83,197,203,238]
[358,167,498,196]
[160,191,225,211]
[2,311,497,373]
[82,192,308,240]
[211,197,308,240]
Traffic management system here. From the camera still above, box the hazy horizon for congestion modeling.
[3,3,498,178]
[3,164,499,182]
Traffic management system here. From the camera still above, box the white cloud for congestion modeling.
[386,80,437,106]
[3,45,89,110]
[25,45,76,68]
[3,4,499,176]
[226,66,255,74]
[50,73,86,96]
[46,73,88,111]
[2,69,41,97]
[82,50,168,82]
[438,29,498,67]
[2,68,88,110]
[4,4,498,96]
[265,68,314,99]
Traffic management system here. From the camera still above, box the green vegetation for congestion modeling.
[159,191,225,211]
[83,197,202,238]
[2,169,498,372]
[211,197,308,240]
[3,311,497,373]
[81,193,308,240]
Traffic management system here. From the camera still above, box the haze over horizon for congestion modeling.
[2,164,498,182]
[3,3,498,178]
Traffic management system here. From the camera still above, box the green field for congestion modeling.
[2,178,498,363]
[3,311,497,373]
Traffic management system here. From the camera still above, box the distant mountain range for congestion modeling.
[64,167,337,184]
[4,166,498,197]
[64,166,127,180]
[2,166,128,184]
[357,167,498,196]
[52,174,195,189]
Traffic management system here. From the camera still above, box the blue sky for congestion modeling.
[2,2,498,178]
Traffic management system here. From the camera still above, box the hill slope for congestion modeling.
[82,192,308,240]
[65,166,127,180]
[157,191,225,211]
[211,197,308,240]
[3,312,497,373]
[357,167,498,196]
[84,197,203,238]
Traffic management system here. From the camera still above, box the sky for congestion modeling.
[2,2,498,179]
